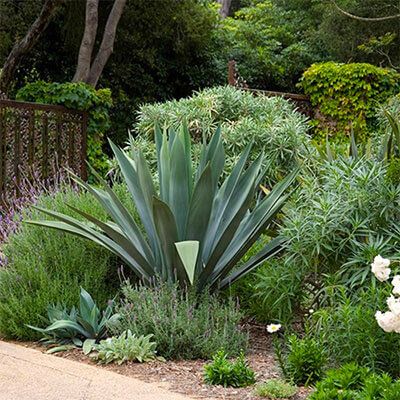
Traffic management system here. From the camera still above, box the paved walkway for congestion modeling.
[0,340,193,400]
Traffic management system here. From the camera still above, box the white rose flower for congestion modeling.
[373,255,391,268]
[371,255,391,282]
[374,267,391,282]
[387,296,400,315]
[267,323,281,333]
[392,275,400,295]
[375,311,397,333]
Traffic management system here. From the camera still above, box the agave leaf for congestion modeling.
[69,168,155,266]
[109,141,159,249]
[26,211,152,282]
[46,345,76,354]
[28,320,91,338]
[169,131,191,239]
[152,197,188,284]
[185,164,214,248]
[175,241,199,285]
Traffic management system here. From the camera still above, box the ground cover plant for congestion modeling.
[254,379,297,399]
[90,330,160,365]
[27,124,297,293]
[110,282,247,360]
[204,349,256,388]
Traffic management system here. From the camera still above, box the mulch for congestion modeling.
[13,323,312,400]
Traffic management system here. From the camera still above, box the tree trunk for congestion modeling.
[217,0,232,18]
[72,0,99,82]
[86,0,126,87]
[0,0,63,96]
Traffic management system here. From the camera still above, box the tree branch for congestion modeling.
[72,0,99,82]
[86,0,126,87]
[331,0,400,21]
[0,0,64,95]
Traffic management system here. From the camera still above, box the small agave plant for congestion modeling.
[27,125,297,293]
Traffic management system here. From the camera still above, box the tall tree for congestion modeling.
[73,0,126,87]
[217,0,232,18]
[0,0,63,96]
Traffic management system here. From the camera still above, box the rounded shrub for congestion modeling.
[0,185,129,340]
[135,85,311,185]
[111,281,248,360]
[299,62,400,141]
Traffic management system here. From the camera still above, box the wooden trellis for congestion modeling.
[0,99,88,199]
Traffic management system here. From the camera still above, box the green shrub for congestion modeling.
[204,350,255,388]
[279,335,326,386]
[311,287,400,377]
[91,330,159,364]
[0,186,124,340]
[254,379,297,399]
[16,81,113,175]
[110,282,248,360]
[299,62,400,140]
[309,363,400,400]
[135,85,310,186]
[282,157,400,291]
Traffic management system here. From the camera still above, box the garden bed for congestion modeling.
[16,324,311,400]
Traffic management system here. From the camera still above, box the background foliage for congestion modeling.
[299,62,400,140]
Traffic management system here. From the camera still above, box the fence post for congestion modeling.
[228,60,237,86]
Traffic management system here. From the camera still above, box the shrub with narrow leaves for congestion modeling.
[204,350,255,388]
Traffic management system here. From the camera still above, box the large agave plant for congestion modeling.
[28,126,297,293]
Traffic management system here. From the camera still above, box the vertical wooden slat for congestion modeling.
[42,113,49,179]
[81,112,88,181]
[55,111,62,167]
[0,106,4,195]
[28,111,35,166]
[68,119,75,168]
[14,113,21,190]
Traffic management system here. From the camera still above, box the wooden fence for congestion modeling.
[227,60,314,117]
[0,99,88,199]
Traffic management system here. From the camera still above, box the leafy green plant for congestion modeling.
[309,363,400,400]
[27,125,297,293]
[0,186,120,340]
[90,330,160,364]
[254,379,297,399]
[204,350,256,388]
[27,287,120,352]
[278,335,326,385]
[16,81,113,175]
[311,286,400,377]
[111,282,247,360]
[135,85,310,186]
[299,62,400,140]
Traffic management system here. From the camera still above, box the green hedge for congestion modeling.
[299,62,400,140]
[16,81,113,175]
